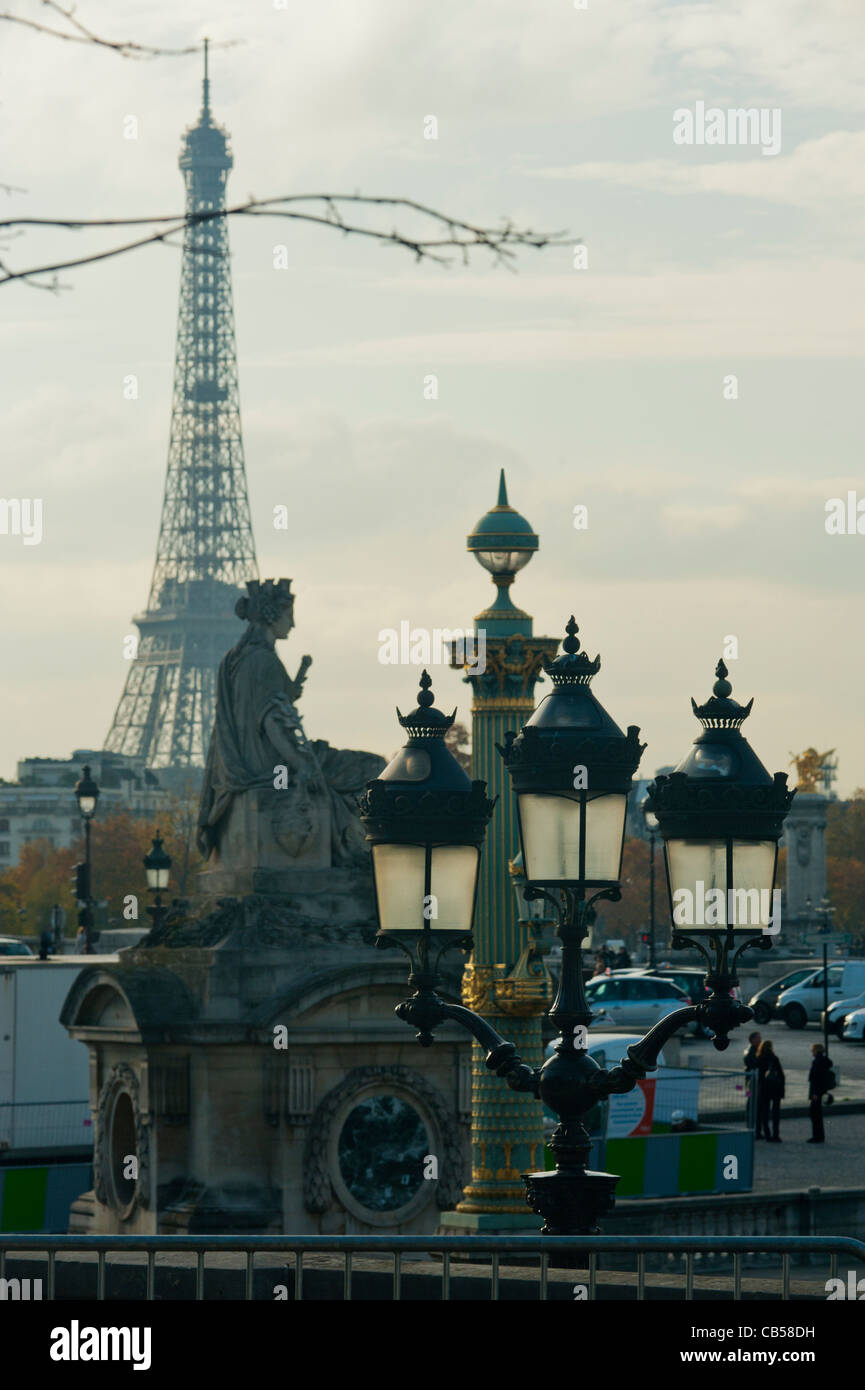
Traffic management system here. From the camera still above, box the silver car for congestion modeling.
[584,973,690,1028]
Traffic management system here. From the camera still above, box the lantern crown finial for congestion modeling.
[690,657,754,730]
[562,615,581,654]
[397,670,456,736]
[543,615,601,686]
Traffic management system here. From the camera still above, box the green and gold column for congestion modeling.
[440,471,560,1233]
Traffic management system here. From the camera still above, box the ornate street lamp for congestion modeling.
[143,829,172,935]
[467,467,538,622]
[74,764,100,954]
[359,671,496,1044]
[646,660,794,1029]
[74,765,100,820]
[365,634,793,1236]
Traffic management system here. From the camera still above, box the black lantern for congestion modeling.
[499,616,645,891]
[74,765,100,820]
[360,671,495,945]
[143,831,172,892]
[648,660,794,938]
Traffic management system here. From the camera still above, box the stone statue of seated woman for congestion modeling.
[197,578,384,873]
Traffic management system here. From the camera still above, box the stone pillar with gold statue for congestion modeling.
[784,747,838,951]
[440,472,560,1235]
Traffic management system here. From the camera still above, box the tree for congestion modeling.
[825,791,865,952]
[0,804,204,935]
[589,839,662,952]
[444,721,472,774]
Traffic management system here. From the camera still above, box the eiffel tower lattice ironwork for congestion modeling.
[105,41,258,772]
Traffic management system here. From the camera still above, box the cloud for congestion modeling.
[532,130,865,209]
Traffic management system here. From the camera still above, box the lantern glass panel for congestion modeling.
[666,837,777,931]
[474,549,533,575]
[429,845,480,930]
[731,839,776,928]
[372,843,426,931]
[372,843,479,931]
[77,795,97,818]
[518,791,626,884]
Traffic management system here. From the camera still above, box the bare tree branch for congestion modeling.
[0,0,231,58]
[0,193,567,289]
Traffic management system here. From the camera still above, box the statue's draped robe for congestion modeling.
[197,627,384,865]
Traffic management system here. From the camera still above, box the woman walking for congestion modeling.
[755,1039,785,1142]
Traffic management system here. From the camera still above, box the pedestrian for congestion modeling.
[743,1031,761,1072]
[807,1042,833,1144]
[755,1039,785,1142]
[38,927,52,960]
[74,925,86,955]
[615,945,631,969]
[593,952,608,977]
[743,1030,761,1132]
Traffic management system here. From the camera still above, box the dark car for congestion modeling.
[0,936,35,957]
[747,968,815,1025]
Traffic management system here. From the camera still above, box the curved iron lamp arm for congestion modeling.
[388,888,759,1235]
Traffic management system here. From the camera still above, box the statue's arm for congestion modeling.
[261,695,307,771]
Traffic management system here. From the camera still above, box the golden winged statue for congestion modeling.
[788,748,836,794]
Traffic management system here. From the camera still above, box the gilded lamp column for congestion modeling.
[441,471,560,1232]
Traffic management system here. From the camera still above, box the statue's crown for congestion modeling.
[235,578,294,625]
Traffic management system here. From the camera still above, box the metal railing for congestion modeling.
[0,1100,91,1152]
[0,1234,862,1301]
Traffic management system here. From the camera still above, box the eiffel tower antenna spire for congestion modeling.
[202,36,211,119]
[104,54,259,776]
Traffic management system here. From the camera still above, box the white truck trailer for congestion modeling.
[0,958,94,1154]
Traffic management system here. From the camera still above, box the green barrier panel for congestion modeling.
[1,1166,48,1233]
[605,1137,646,1196]
[678,1132,718,1193]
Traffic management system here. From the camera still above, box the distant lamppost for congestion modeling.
[642,796,659,969]
[74,764,100,954]
[143,831,172,935]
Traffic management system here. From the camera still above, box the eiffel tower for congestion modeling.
[105,42,258,776]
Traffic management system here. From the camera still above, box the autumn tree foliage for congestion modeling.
[0,794,202,937]
[589,838,661,951]
[826,789,865,951]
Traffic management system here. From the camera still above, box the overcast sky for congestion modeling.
[1,0,863,793]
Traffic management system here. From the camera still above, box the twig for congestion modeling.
[0,193,567,287]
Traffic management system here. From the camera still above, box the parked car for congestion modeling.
[584,973,690,1029]
[776,961,865,1029]
[616,965,735,1037]
[824,985,865,1036]
[841,1008,865,1043]
[747,967,816,1025]
[0,937,34,957]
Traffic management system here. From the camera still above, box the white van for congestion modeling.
[776,961,865,1029]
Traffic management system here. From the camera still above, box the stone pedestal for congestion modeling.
[60,883,471,1236]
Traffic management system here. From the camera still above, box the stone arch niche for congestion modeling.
[303,1066,464,1227]
[94,1062,150,1221]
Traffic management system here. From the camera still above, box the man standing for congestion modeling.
[743,1031,761,1071]
[808,1042,833,1144]
[743,1030,761,1133]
